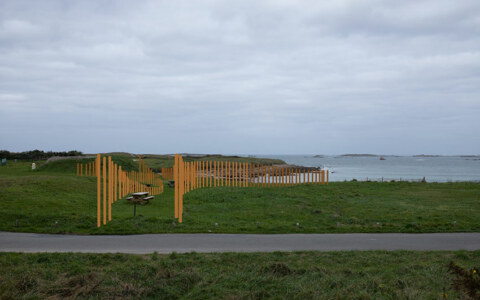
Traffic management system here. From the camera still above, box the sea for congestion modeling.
[250,155,480,182]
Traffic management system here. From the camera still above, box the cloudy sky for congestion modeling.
[1,0,479,155]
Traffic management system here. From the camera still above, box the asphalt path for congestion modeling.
[1,232,479,253]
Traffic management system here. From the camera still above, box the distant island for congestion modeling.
[413,155,442,157]
[313,155,324,158]
[340,154,378,157]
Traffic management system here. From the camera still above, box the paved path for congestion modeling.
[1,232,479,253]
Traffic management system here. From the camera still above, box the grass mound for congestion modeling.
[37,155,138,173]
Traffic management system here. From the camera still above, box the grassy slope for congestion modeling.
[1,251,479,299]
[142,155,285,170]
[1,161,479,234]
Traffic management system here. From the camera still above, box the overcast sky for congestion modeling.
[1,1,479,155]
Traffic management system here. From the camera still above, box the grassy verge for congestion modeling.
[0,161,479,234]
[1,251,479,299]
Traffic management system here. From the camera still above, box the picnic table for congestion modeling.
[127,192,154,216]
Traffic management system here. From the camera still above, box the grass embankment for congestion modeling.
[141,154,285,170]
[1,251,479,299]
[1,161,479,234]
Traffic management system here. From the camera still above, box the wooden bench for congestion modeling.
[140,196,153,205]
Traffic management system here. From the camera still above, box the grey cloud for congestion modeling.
[0,0,479,154]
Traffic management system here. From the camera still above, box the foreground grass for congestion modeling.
[0,161,479,234]
[1,251,479,299]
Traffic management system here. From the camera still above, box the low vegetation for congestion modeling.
[1,161,479,234]
[1,251,479,299]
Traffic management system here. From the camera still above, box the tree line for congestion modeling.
[0,150,83,160]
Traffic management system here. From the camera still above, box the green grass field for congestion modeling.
[1,251,479,299]
[0,160,479,234]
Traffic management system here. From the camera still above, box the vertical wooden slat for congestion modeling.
[96,154,101,227]
[241,163,244,187]
[216,161,219,187]
[208,161,211,187]
[267,165,270,187]
[119,166,122,198]
[256,163,258,187]
[233,162,236,187]
[108,157,112,221]
[179,155,184,223]
[277,167,280,186]
[258,164,260,187]
[244,162,247,187]
[113,164,117,201]
[261,165,266,187]
[174,154,178,218]
[214,161,216,187]
[264,165,267,187]
[287,168,290,186]
[103,157,107,225]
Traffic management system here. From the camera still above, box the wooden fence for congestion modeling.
[172,154,328,223]
[161,167,173,180]
[78,154,328,227]
[77,155,164,227]
[77,161,96,177]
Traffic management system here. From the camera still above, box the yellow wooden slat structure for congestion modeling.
[172,155,328,223]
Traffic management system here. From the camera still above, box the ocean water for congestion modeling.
[251,155,480,182]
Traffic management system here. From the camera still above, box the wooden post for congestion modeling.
[208,161,211,187]
[108,157,112,221]
[253,163,258,187]
[228,161,231,187]
[174,155,178,218]
[96,155,101,227]
[200,162,203,188]
[179,155,184,223]
[244,163,247,187]
[119,166,122,198]
[114,164,117,201]
[258,164,263,187]
[103,157,106,225]
[262,165,265,187]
